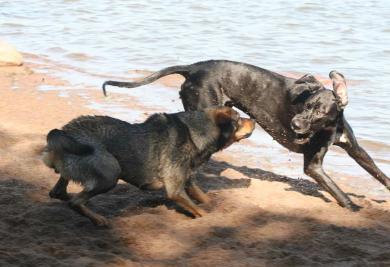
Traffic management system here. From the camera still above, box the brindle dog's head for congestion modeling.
[289,71,348,144]
[209,107,256,148]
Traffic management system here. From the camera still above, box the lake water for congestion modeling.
[1,0,389,197]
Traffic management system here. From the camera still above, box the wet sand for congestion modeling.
[1,57,390,267]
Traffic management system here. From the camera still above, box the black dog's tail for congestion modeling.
[46,129,94,155]
[102,65,190,96]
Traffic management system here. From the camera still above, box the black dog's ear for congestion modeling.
[289,74,324,104]
[289,84,312,104]
[329,70,348,109]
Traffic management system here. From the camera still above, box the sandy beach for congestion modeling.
[1,54,390,267]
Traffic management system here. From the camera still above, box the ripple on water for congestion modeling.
[65,52,94,62]
[1,22,26,28]
[47,47,67,53]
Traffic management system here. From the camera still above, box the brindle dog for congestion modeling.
[43,107,255,225]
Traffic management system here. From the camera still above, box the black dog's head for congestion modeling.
[289,71,348,144]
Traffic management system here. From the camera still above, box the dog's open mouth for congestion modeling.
[294,132,313,144]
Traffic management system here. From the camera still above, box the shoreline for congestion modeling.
[2,52,389,196]
[1,53,390,266]
[18,52,390,146]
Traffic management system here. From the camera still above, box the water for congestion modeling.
[1,0,389,197]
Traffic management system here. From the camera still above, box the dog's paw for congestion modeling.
[346,202,362,212]
[49,190,70,201]
[193,207,207,218]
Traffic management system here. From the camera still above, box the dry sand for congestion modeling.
[1,59,390,267]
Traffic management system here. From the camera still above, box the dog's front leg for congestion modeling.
[304,145,360,211]
[186,179,210,204]
[164,175,206,218]
[335,120,390,190]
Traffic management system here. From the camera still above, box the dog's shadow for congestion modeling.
[198,159,332,202]
[89,158,339,218]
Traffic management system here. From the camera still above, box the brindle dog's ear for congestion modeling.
[213,107,239,125]
[290,74,325,104]
[329,70,348,109]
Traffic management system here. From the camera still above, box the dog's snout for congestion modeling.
[291,118,310,134]
[233,118,255,141]
[291,119,303,130]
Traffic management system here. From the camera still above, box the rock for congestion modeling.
[0,40,23,66]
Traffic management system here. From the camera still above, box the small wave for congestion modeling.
[358,139,390,153]
[47,47,67,53]
[65,52,93,61]
[341,28,354,34]
[2,22,25,28]
[189,4,210,11]
[283,23,301,29]
[310,58,334,64]
[295,4,319,12]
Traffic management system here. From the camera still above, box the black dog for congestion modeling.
[103,60,390,210]
[43,107,255,225]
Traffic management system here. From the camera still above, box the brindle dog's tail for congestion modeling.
[46,129,94,156]
[102,65,190,96]
[42,129,94,170]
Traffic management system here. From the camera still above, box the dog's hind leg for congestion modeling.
[69,192,111,226]
[68,177,117,226]
[335,120,390,190]
[304,145,360,211]
[49,176,70,201]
